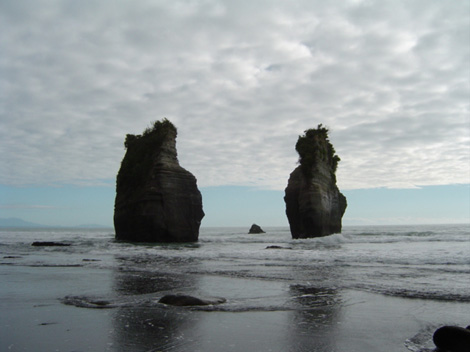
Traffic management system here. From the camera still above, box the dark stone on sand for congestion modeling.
[284,125,347,239]
[248,224,265,234]
[31,241,71,247]
[158,294,226,307]
[433,325,470,352]
[114,119,204,243]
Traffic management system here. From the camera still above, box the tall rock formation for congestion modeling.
[284,125,347,238]
[114,119,204,242]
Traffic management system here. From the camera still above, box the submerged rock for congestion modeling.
[433,325,470,352]
[284,125,347,238]
[158,294,226,306]
[114,119,204,242]
[248,224,265,234]
[62,296,118,309]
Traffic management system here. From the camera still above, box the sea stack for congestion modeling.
[114,119,204,242]
[248,224,265,234]
[284,124,347,238]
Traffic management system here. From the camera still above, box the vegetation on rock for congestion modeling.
[117,118,176,189]
[295,124,341,178]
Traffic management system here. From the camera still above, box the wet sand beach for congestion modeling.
[1,226,469,351]
[1,263,469,351]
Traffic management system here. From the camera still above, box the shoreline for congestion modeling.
[1,264,469,352]
[1,225,468,351]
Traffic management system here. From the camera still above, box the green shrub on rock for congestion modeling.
[117,118,176,189]
[295,124,341,178]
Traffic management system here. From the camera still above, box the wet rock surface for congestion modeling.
[158,294,227,307]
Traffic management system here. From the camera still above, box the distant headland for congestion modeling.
[0,217,110,229]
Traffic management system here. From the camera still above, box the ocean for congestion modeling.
[1,224,469,352]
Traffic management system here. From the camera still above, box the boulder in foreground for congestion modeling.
[433,325,470,352]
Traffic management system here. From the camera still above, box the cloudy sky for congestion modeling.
[1,0,469,227]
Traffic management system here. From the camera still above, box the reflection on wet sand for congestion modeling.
[110,252,348,351]
[287,285,341,351]
[112,254,201,352]
[284,257,344,352]
[113,305,201,352]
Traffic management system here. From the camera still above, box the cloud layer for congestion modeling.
[1,0,469,190]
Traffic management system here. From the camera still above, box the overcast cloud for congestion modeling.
[1,0,469,190]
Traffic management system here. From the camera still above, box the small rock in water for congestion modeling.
[266,245,292,249]
[31,241,71,247]
[158,294,226,306]
[433,325,470,352]
[248,224,265,234]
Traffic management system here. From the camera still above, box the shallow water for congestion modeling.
[0,224,469,351]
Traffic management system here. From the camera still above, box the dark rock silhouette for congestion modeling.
[31,241,71,247]
[114,119,204,242]
[433,325,470,352]
[158,294,226,306]
[284,125,347,238]
[248,224,265,234]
